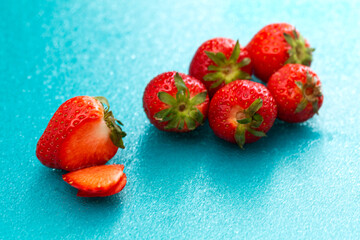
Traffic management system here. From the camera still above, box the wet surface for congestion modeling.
[1,0,360,239]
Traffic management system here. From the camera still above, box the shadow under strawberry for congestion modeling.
[34,165,126,204]
[133,122,215,202]
[29,167,127,234]
[204,119,323,202]
[256,119,322,151]
[209,118,322,153]
[132,118,324,211]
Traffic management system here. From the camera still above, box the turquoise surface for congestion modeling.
[1,0,360,239]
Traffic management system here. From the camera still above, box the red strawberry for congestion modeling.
[36,96,126,171]
[76,174,127,197]
[209,80,277,148]
[246,23,314,82]
[143,72,209,132]
[267,64,323,123]
[62,164,127,197]
[189,38,252,97]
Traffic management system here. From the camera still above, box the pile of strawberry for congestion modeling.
[143,23,323,148]
[36,23,323,198]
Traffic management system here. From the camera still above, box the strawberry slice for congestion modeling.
[77,173,127,197]
[62,164,125,195]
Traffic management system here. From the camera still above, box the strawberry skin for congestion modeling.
[63,164,127,197]
[246,23,314,82]
[143,71,209,132]
[267,64,323,123]
[189,38,252,97]
[209,80,277,148]
[36,96,126,171]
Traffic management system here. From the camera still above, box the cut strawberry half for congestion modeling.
[36,96,126,171]
[58,118,119,171]
[62,164,126,196]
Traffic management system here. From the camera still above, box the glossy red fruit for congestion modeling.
[267,64,323,123]
[143,71,209,132]
[189,38,252,97]
[76,174,127,197]
[246,23,314,82]
[209,80,277,148]
[63,164,127,197]
[36,96,126,171]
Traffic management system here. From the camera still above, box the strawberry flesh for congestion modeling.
[59,118,118,171]
[63,164,125,195]
[77,173,127,197]
[36,96,125,171]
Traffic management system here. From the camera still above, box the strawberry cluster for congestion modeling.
[36,22,324,198]
[143,23,323,149]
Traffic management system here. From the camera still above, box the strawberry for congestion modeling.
[62,164,127,197]
[246,23,314,82]
[267,64,323,123]
[143,71,209,132]
[189,38,252,97]
[36,96,126,171]
[208,80,277,148]
[76,175,127,197]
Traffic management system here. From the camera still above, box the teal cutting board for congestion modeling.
[1,0,359,239]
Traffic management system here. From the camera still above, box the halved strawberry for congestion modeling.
[62,164,126,197]
[36,96,126,171]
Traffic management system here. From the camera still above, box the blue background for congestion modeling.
[1,0,359,239]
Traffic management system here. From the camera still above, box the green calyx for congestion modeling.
[94,96,126,149]
[204,40,251,89]
[294,72,322,114]
[234,98,266,149]
[284,30,315,66]
[154,73,207,131]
